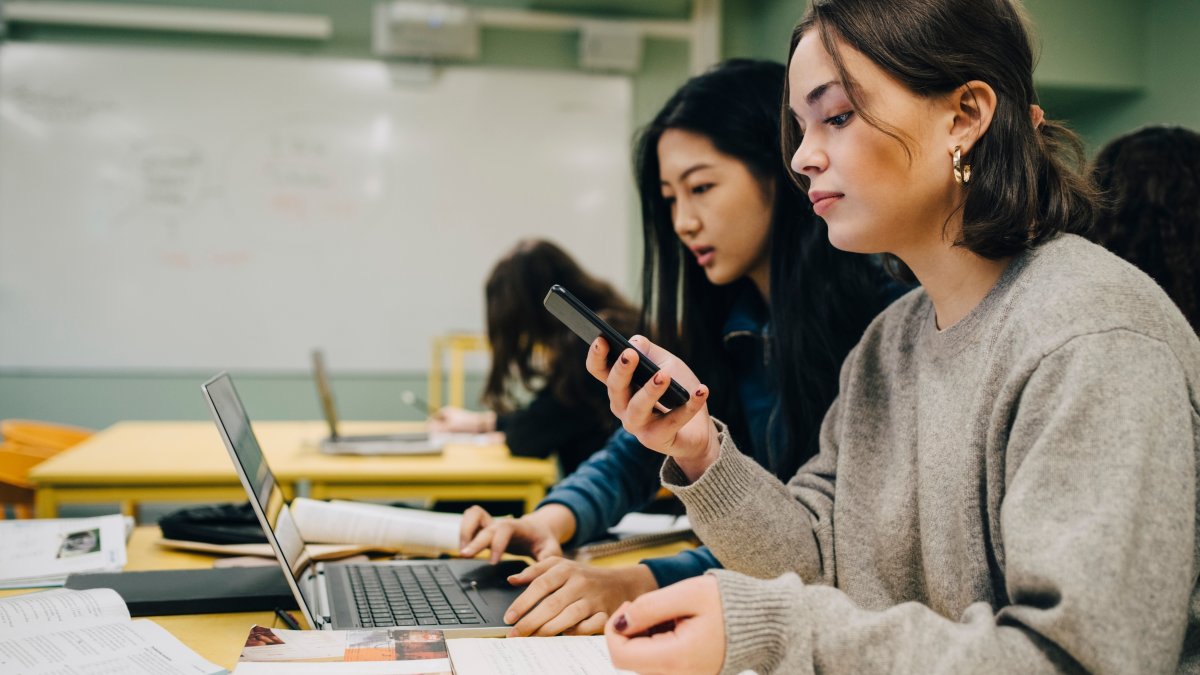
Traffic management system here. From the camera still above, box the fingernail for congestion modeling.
[503,612,514,624]
[614,614,628,633]
[653,372,663,385]
[695,387,706,397]
[619,355,629,365]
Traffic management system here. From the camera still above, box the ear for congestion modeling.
[946,80,997,155]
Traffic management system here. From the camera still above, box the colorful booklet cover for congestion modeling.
[235,626,451,674]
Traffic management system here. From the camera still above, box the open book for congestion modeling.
[0,588,225,674]
[160,498,462,559]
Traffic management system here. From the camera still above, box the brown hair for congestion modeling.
[481,239,638,417]
[1091,125,1200,332]
[782,0,1099,274]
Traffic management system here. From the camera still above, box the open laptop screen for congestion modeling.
[201,373,318,613]
[311,349,342,440]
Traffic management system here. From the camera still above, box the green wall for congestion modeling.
[1059,0,1200,148]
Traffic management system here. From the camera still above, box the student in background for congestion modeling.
[594,1,1200,673]
[431,239,638,476]
[459,59,898,637]
[1090,125,1200,332]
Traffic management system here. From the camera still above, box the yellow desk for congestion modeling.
[0,526,697,672]
[29,421,558,518]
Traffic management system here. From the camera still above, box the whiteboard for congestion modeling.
[0,43,632,371]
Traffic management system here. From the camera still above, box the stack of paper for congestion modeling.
[0,514,132,588]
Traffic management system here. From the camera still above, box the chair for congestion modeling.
[1,419,93,453]
[0,444,45,519]
[428,333,489,411]
[0,420,95,519]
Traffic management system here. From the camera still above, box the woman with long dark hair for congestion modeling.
[432,238,638,476]
[595,1,1199,673]
[458,58,897,637]
[1090,125,1200,332]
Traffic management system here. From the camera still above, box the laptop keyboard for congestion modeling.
[347,564,485,628]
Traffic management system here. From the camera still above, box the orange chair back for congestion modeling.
[0,422,94,519]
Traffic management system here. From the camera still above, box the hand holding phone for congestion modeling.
[543,285,690,410]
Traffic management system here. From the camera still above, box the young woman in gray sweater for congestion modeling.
[587,1,1200,673]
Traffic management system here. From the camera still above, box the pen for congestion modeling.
[400,390,432,415]
[274,607,301,631]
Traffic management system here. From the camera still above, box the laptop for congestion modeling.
[312,350,443,456]
[202,372,525,636]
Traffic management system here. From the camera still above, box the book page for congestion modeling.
[0,618,225,674]
[0,588,129,638]
[446,636,637,675]
[289,499,459,555]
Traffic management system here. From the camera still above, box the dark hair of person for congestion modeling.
[783,0,1101,280]
[1091,125,1200,332]
[481,239,639,419]
[633,58,892,475]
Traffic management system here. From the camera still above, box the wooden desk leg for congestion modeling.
[35,488,59,518]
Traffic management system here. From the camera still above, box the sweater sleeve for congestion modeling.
[692,330,1197,675]
[641,546,722,588]
[660,356,851,585]
[537,428,665,547]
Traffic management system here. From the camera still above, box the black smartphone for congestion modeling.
[543,284,690,410]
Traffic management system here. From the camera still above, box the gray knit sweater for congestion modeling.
[663,234,1200,674]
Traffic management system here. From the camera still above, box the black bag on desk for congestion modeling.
[159,501,267,544]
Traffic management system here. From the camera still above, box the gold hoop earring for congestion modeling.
[952,146,972,185]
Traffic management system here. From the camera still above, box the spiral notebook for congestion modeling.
[569,514,695,561]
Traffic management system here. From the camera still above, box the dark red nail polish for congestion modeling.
[619,355,629,365]
[653,372,663,385]
[696,388,706,397]
[614,614,628,633]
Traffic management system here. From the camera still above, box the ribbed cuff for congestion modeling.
[710,569,808,675]
[661,420,761,525]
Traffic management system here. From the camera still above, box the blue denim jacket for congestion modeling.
[539,289,783,587]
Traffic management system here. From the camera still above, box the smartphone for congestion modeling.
[543,284,690,410]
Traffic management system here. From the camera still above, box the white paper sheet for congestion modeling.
[606,513,690,538]
[446,636,637,675]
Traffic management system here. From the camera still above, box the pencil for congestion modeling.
[274,607,301,630]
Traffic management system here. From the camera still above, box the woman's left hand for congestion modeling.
[503,557,658,636]
[604,575,725,675]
